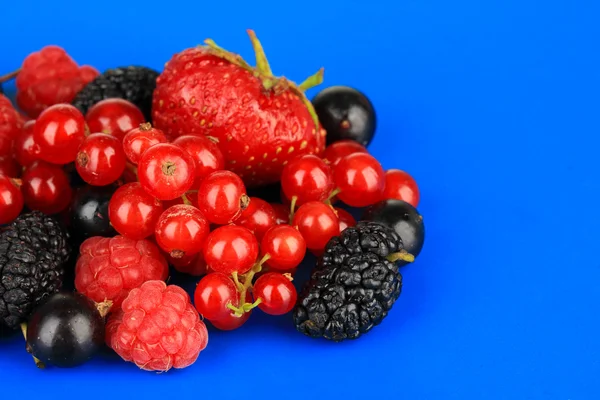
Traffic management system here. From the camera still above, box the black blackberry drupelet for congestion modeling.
[0,212,71,329]
[293,222,406,342]
[72,66,159,121]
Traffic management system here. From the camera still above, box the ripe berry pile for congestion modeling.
[0,31,426,371]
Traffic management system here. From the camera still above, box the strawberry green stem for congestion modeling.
[247,29,273,76]
[201,30,324,132]
[20,323,45,369]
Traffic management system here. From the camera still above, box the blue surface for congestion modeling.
[1,0,599,398]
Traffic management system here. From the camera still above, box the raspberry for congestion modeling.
[106,280,208,372]
[75,236,169,308]
[15,45,99,118]
[0,94,22,155]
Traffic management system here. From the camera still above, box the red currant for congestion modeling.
[137,143,196,201]
[0,157,20,177]
[108,182,163,239]
[169,253,208,276]
[211,310,251,331]
[253,272,297,315]
[335,207,357,232]
[75,133,126,186]
[194,272,239,320]
[333,152,385,207]
[203,225,258,275]
[281,155,334,206]
[382,169,420,207]
[172,135,224,189]
[0,134,13,158]
[197,170,248,225]
[0,176,24,225]
[154,204,210,259]
[323,140,368,165]
[21,161,72,215]
[235,197,276,241]
[13,121,40,167]
[271,203,290,225]
[261,225,306,271]
[122,123,167,165]
[292,201,339,252]
[85,98,145,141]
[33,104,87,165]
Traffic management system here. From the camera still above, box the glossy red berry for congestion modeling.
[14,121,40,167]
[253,272,297,316]
[21,161,72,214]
[33,104,87,165]
[0,157,20,177]
[0,134,13,158]
[333,152,385,207]
[154,205,210,259]
[172,135,224,189]
[203,225,258,275]
[108,182,163,239]
[261,225,306,271]
[211,310,251,331]
[122,123,167,165]
[292,201,339,252]
[323,140,368,165]
[235,197,276,241]
[138,143,196,201]
[335,207,357,232]
[197,170,248,225]
[281,155,334,206]
[169,253,208,276]
[85,98,145,141]
[194,272,239,321]
[271,203,290,225]
[382,169,420,207]
[75,133,127,186]
[0,176,24,225]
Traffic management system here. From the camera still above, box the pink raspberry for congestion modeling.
[75,236,169,308]
[15,45,99,118]
[106,281,209,372]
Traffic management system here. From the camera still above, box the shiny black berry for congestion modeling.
[26,292,107,368]
[69,185,117,243]
[362,199,425,263]
[312,86,376,147]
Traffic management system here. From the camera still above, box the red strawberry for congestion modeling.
[152,30,327,187]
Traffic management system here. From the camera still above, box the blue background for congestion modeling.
[1,0,599,398]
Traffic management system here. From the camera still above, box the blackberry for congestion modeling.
[0,211,71,329]
[293,222,412,342]
[72,66,159,121]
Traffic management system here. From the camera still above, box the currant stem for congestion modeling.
[181,193,192,206]
[242,298,262,312]
[0,69,20,84]
[231,272,244,292]
[387,250,415,263]
[20,323,45,369]
[234,254,271,316]
[289,196,298,224]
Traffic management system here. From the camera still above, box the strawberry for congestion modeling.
[152,30,327,187]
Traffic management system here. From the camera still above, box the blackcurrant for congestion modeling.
[312,86,376,147]
[69,184,117,242]
[26,292,106,368]
[362,199,425,264]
